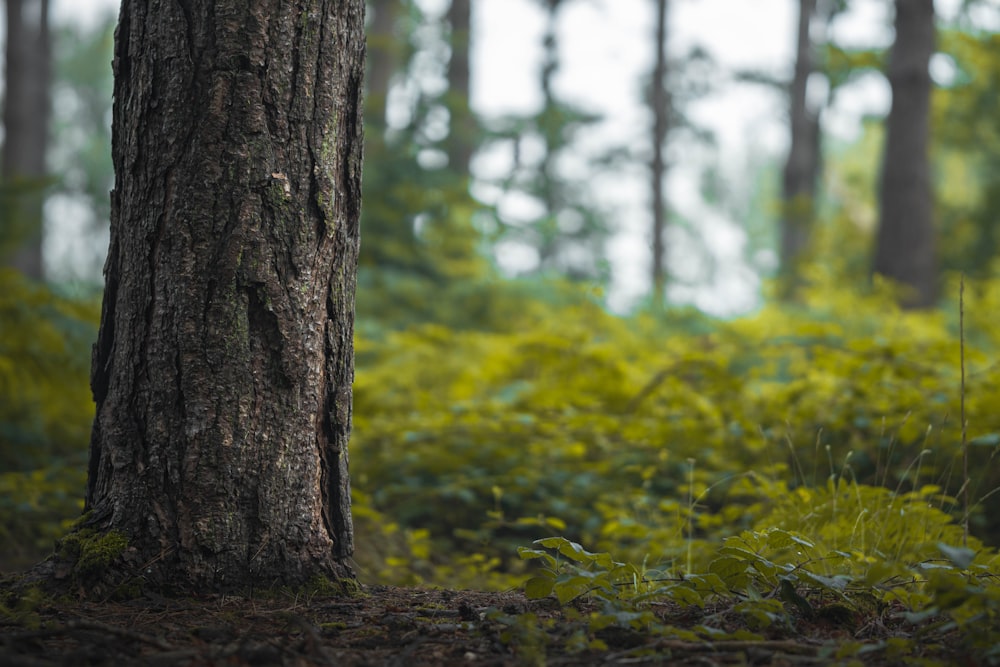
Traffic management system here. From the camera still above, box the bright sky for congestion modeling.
[48,0,992,313]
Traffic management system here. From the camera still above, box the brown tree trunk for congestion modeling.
[650,0,669,306]
[779,0,820,299]
[2,0,51,280]
[873,0,936,308]
[446,0,474,177]
[77,0,365,592]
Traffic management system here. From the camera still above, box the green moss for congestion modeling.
[58,528,128,577]
[0,585,46,630]
[304,574,363,598]
[320,621,347,631]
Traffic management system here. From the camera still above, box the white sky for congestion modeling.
[48,0,994,313]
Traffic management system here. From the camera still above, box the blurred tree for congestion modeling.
[934,30,1000,277]
[484,0,611,282]
[46,16,115,282]
[1,0,51,280]
[366,0,404,136]
[359,0,486,296]
[649,0,669,306]
[778,0,821,298]
[445,0,474,178]
[77,0,363,590]
[643,33,715,305]
[872,0,936,308]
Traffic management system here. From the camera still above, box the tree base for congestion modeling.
[14,525,355,601]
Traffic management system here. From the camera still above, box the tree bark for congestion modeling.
[446,0,474,177]
[2,0,51,280]
[79,0,365,591]
[779,0,820,299]
[873,0,936,308]
[650,0,669,306]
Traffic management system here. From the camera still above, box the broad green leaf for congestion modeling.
[517,547,557,568]
[553,575,595,604]
[524,576,555,599]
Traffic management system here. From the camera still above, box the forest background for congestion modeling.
[4,0,1000,656]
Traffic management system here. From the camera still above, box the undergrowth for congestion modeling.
[6,269,1000,661]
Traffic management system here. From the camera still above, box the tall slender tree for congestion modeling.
[49,0,365,592]
[487,0,610,281]
[446,0,474,178]
[650,0,670,305]
[779,0,821,298]
[366,0,403,135]
[536,0,566,266]
[2,0,51,280]
[873,0,936,308]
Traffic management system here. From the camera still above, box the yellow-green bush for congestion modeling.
[351,272,1000,587]
[0,269,96,569]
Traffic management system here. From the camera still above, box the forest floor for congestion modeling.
[0,576,977,666]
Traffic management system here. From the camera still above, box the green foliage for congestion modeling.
[352,273,1000,595]
[0,269,96,569]
[360,132,486,283]
[0,269,97,469]
[0,179,54,260]
[934,30,1000,277]
[0,466,85,568]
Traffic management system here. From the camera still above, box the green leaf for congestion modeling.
[767,529,814,550]
[534,537,614,568]
[553,575,595,604]
[684,572,731,596]
[796,570,850,593]
[517,547,557,568]
[708,556,750,587]
[663,583,706,607]
[779,578,814,617]
[524,576,555,599]
[938,543,976,570]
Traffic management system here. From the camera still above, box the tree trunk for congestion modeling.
[446,0,474,177]
[2,0,51,280]
[77,0,365,592]
[779,0,820,299]
[873,0,936,308]
[535,0,562,267]
[650,0,669,306]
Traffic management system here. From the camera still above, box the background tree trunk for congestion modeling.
[873,0,936,308]
[365,0,401,136]
[446,0,474,178]
[779,0,820,299]
[650,0,669,306]
[82,0,365,591]
[2,0,51,280]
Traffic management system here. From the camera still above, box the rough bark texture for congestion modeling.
[650,0,669,306]
[2,0,51,280]
[779,0,820,298]
[873,0,936,308]
[446,0,474,177]
[83,0,365,591]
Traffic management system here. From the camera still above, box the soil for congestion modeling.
[0,578,973,666]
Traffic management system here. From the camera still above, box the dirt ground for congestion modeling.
[0,578,975,666]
